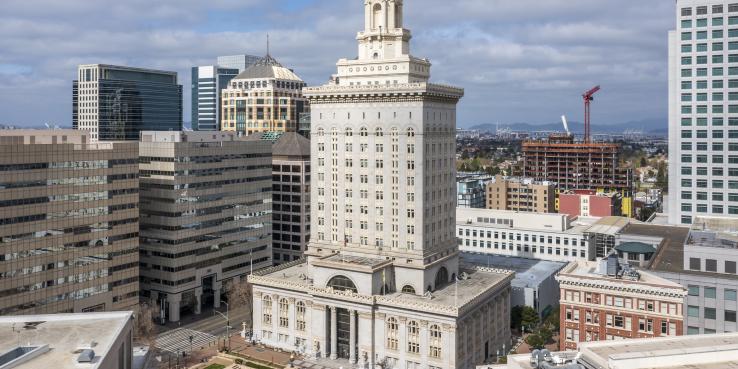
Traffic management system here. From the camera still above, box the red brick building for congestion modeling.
[555,257,686,350]
[559,190,622,218]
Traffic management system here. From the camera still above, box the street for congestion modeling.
[155,306,252,354]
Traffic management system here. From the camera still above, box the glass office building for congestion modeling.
[217,54,260,72]
[191,66,239,131]
[73,64,182,141]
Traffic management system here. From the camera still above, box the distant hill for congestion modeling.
[469,118,667,135]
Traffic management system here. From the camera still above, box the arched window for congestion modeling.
[296,301,306,331]
[279,298,289,328]
[430,324,442,358]
[407,321,420,354]
[387,317,399,350]
[434,267,449,289]
[346,128,353,137]
[262,295,272,325]
[360,127,368,137]
[407,128,416,138]
[375,127,384,137]
[327,275,358,293]
[316,128,325,137]
[401,285,416,294]
[372,3,383,30]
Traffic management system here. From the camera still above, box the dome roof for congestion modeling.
[233,54,303,81]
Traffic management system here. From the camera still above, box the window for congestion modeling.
[407,321,420,354]
[706,259,718,272]
[727,261,737,274]
[263,295,273,324]
[688,285,700,297]
[688,305,700,318]
[429,325,442,359]
[690,258,701,270]
[326,275,357,293]
[387,318,399,350]
[296,301,306,331]
[726,289,738,301]
[279,298,289,328]
[705,287,717,299]
[705,307,717,320]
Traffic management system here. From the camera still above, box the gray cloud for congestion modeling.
[0,0,673,128]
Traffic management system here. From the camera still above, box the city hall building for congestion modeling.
[249,1,513,369]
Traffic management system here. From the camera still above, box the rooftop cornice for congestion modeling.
[556,274,687,299]
[303,82,463,99]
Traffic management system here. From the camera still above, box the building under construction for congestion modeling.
[518,134,634,216]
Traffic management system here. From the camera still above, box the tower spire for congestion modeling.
[266,34,270,56]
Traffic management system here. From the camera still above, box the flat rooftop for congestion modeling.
[461,252,565,288]
[498,332,738,369]
[457,207,598,234]
[0,312,132,369]
[582,216,631,236]
[560,260,684,290]
[688,216,738,249]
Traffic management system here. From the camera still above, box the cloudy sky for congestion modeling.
[0,0,674,128]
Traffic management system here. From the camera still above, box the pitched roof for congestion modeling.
[273,132,310,158]
[233,54,303,81]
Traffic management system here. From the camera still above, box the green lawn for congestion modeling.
[203,364,226,369]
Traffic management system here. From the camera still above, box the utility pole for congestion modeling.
[214,300,231,351]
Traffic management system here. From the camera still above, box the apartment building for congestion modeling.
[668,0,738,225]
[138,131,272,323]
[485,175,556,213]
[0,130,139,315]
[557,256,686,350]
[269,132,311,264]
[457,172,493,208]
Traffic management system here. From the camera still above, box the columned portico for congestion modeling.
[349,309,357,364]
[330,306,338,360]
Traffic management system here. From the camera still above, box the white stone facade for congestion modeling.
[249,1,513,368]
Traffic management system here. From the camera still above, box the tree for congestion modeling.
[525,334,545,350]
[544,306,560,332]
[520,306,540,331]
[227,277,254,329]
[639,157,647,168]
[133,302,157,347]
[538,326,553,344]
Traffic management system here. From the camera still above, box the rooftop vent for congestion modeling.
[77,349,95,363]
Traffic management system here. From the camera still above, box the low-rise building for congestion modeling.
[644,217,738,335]
[486,175,556,213]
[496,332,738,369]
[0,312,134,369]
[559,190,623,218]
[138,131,273,323]
[457,172,493,208]
[462,253,565,317]
[456,208,596,262]
[556,256,686,351]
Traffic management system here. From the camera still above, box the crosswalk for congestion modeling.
[157,328,216,354]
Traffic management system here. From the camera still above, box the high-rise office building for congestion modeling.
[138,131,273,323]
[220,55,308,135]
[0,130,139,315]
[191,66,239,131]
[249,2,513,368]
[269,132,311,265]
[73,64,182,141]
[217,54,261,72]
[668,0,738,225]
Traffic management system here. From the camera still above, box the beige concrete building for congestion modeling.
[486,176,555,213]
[557,256,686,351]
[138,131,272,323]
[250,2,513,369]
[0,130,139,315]
[269,132,311,264]
[220,55,308,135]
[0,311,134,369]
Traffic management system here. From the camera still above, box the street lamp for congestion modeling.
[188,335,193,367]
[214,300,231,351]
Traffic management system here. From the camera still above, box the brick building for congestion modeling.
[559,190,623,218]
[556,255,686,350]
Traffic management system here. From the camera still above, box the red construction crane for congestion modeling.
[582,85,601,143]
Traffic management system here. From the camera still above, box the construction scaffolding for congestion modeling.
[517,134,635,217]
